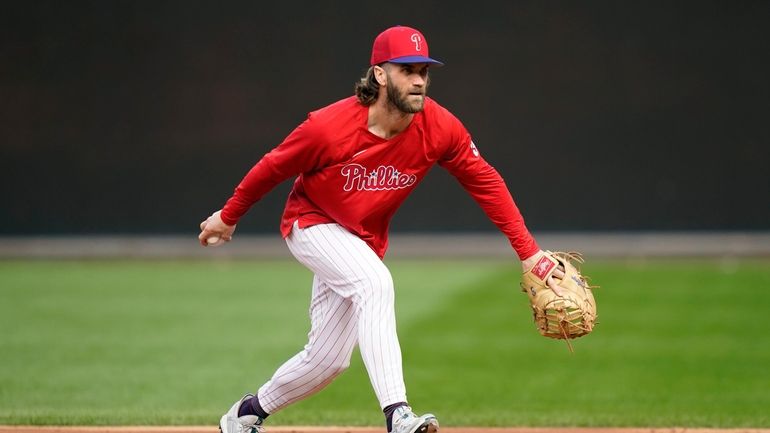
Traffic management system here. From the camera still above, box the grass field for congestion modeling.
[1,258,769,427]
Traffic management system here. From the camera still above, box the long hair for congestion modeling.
[354,66,380,106]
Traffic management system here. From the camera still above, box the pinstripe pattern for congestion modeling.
[257,222,407,414]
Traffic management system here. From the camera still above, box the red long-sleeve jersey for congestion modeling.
[221,96,539,260]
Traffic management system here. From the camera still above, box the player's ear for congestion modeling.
[373,65,387,87]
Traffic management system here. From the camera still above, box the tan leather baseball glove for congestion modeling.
[520,251,597,351]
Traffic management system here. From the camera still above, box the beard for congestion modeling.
[386,80,426,114]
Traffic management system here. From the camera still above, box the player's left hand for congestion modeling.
[519,250,598,348]
[521,250,567,296]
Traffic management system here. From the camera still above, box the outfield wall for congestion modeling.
[3,2,769,236]
[1,232,768,259]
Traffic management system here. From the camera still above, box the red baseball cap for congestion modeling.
[370,26,444,66]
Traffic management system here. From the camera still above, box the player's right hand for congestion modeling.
[198,210,236,247]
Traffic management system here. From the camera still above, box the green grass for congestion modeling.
[0,258,769,427]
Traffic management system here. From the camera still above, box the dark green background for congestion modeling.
[2,1,768,234]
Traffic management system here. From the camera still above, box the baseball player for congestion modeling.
[199,25,564,433]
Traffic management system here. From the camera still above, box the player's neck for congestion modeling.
[367,100,414,140]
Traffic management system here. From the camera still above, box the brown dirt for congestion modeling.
[1,427,769,433]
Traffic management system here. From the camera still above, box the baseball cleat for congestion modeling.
[389,406,439,433]
[219,394,265,433]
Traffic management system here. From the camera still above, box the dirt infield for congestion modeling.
[1,427,769,433]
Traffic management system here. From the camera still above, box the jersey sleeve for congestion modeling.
[219,113,334,225]
[438,120,540,260]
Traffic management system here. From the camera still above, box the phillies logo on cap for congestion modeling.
[410,33,422,51]
[370,26,444,66]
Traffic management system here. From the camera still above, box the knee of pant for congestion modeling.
[321,356,351,377]
[337,356,352,374]
[355,272,394,297]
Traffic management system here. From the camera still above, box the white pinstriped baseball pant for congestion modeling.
[256,222,406,414]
